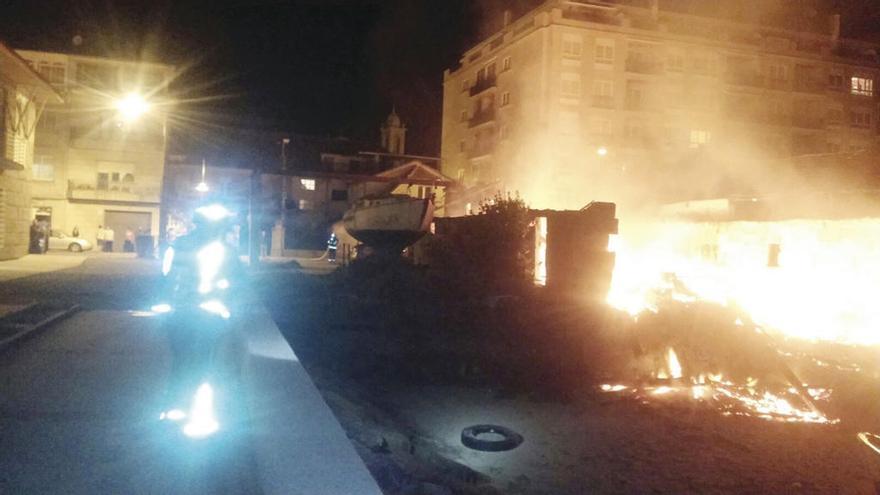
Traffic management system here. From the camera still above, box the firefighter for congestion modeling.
[327,232,338,263]
[154,203,244,438]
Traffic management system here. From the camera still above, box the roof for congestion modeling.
[375,161,453,185]
[0,41,63,103]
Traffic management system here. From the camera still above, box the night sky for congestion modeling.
[1,0,879,156]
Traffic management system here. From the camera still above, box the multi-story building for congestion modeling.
[0,42,62,259]
[16,49,173,250]
[441,0,880,214]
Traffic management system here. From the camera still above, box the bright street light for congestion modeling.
[115,92,150,122]
[597,146,608,157]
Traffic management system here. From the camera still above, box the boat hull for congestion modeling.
[343,196,433,250]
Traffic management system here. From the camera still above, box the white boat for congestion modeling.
[342,194,433,250]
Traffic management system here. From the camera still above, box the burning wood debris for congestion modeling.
[598,220,880,438]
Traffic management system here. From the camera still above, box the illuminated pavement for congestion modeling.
[0,257,381,494]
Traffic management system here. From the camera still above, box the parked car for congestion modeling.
[49,230,93,252]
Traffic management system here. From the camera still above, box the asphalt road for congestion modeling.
[0,257,260,494]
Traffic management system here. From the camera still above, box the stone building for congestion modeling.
[441,0,880,214]
[0,42,62,259]
[16,49,173,250]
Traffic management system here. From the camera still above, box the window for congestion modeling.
[300,178,316,190]
[97,173,109,190]
[850,109,872,128]
[459,140,466,152]
[502,56,511,71]
[768,63,788,81]
[689,129,711,148]
[851,76,874,96]
[501,92,510,106]
[460,79,469,92]
[37,61,65,85]
[298,199,313,210]
[562,34,582,58]
[829,71,845,89]
[32,157,54,181]
[331,189,348,201]
[460,110,468,122]
[592,79,614,108]
[561,73,580,98]
[667,53,684,72]
[457,169,465,181]
[595,39,614,65]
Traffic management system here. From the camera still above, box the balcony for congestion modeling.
[467,139,496,159]
[591,95,615,109]
[624,98,660,112]
[469,75,497,96]
[468,108,496,128]
[625,57,663,75]
[67,180,160,203]
[793,79,826,94]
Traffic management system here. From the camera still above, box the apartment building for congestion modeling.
[0,43,62,259]
[441,0,880,214]
[16,49,173,250]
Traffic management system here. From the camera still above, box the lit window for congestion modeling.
[298,199,313,210]
[851,76,874,96]
[562,34,582,58]
[501,92,510,106]
[300,178,316,190]
[595,39,614,65]
[689,129,711,148]
[502,56,511,71]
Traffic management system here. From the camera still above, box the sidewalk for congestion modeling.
[0,274,381,493]
[0,253,89,282]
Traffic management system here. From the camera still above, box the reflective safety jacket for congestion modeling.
[157,232,244,318]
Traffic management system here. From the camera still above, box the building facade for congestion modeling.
[0,43,62,259]
[441,0,880,214]
[16,49,173,250]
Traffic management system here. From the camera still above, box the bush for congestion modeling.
[426,192,533,298]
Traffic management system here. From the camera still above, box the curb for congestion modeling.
[0,304,81,351]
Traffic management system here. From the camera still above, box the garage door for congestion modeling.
[104,211,151,252]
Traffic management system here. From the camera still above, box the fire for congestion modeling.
[607,218,880,345]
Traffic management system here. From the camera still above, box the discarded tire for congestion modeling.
[461,424,523,452]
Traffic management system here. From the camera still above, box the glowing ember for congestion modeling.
[600,384,628,392]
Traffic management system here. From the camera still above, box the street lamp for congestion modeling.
[596,146,608,157]
[115,92,150,122]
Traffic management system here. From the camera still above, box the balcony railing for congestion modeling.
[625,57,663,75]
[469,75,497,96]
[67,180,160,203]
[468,108,496,128]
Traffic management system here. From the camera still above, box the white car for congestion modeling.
[49,230,93,252]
